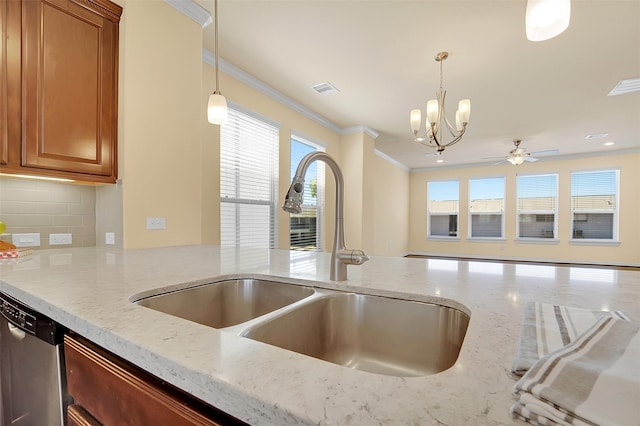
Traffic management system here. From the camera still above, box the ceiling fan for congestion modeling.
[485,140,559,165]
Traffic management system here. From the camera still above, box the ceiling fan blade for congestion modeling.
[530,149,559,157]
[482,156,506,160]
[525,157,539,162]
[493,159,508,165]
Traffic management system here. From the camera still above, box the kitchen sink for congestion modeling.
[241,293,469,377]
[132,278,314,328]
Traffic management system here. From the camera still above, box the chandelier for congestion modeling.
[410,52,470,154]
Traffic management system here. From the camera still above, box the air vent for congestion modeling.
[607,77,640,96]
[311,82,339,95]
[585,133,608,140]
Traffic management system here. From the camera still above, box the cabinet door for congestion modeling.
[21,0,120,181]
[0,0,21,166]
[64,335,241,426]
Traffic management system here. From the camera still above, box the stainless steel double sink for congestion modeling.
[131,278,469,377]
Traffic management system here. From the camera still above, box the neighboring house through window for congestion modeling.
[220,106,279,248]
[571,169,619,240]
[427,180,459,238]
[469,176,505,238]
[289,135,324,251]
[517,173,558,239]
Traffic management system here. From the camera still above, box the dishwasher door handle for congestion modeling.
[7,322,26,340]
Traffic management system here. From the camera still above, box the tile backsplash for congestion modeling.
[0,177,96,248]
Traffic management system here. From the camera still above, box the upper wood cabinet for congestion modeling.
[1,0,122,183]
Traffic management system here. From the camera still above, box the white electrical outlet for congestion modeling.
[105,232,115,245]
[12,233,41,247]
[49,233,73,245]
[146,217,166,230]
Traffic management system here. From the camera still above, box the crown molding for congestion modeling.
[411,147,640,173]
[164,0,212,27]
[374,149,410,172]
[203,49,342,134]
[342,125,379,140]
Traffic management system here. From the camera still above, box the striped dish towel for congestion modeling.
[511,316,640,426]
[511,302,629,376]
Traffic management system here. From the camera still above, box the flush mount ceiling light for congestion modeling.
[526,0,571,41]
[410,52,470,155]
[207,0,228,125]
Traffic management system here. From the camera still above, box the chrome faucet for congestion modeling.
[283,152,369,281]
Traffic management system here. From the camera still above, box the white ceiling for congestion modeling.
[198,0,640,169]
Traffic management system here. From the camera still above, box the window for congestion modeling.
[571,170,619,240]
[517,174,558,239]
[220,107,279,248]
[289,135,325,251]
[427,180,459,237]
[469,177,505,238]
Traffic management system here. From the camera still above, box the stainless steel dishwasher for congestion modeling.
[0,292,68,426]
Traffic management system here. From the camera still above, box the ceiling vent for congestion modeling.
[607,77,640,96]
[311,82,339,95]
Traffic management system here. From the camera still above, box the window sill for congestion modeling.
[569,239,621,247]
[515,238,560,245]
[467,238,506,243]
[426,236,461,241]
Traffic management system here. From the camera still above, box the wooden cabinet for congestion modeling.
[0,0,121,183]
[64,334,245,426]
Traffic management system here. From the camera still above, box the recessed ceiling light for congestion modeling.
[603,141,616,146]
[436,159,444,163]
[608,77,640,96]
[585,133,608,140]
[311,82,339,95]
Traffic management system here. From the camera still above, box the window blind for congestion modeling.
[517,174,558,238]
[570,170,618,240]
[469,177,504,238]
[427,180,459,237]
[220,107,279,248]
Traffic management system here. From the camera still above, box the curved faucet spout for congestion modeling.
[283,152,369,281]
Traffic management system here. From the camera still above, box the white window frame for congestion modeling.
[468,176,505,240]
[289,133,325,251]
[516,173,559,241]
[570,169,619,243]
[426,180,459,239]
[220,104,280,248]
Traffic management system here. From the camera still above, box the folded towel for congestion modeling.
[511,316,640,426]
[511,302,629,376]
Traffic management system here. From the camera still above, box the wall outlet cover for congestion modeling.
[12,233,41,247]
[146,217,166,230]
[49,233,73,245]
[105,232,115,245]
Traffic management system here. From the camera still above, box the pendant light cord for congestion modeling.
[214,0,221,94]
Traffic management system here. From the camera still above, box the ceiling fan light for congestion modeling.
[508,155,525,165]
[207,93,228,125]
[526,0,570,41]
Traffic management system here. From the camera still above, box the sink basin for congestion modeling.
[133,278,314,328]
[242,293,469,377]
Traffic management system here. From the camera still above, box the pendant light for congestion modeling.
[207,0,228,125]
[526,0,571,42]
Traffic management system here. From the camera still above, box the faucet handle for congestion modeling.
[339,249,370,266]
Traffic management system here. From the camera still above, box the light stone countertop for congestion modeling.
[0,245,638,425]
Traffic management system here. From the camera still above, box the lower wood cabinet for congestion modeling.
[64,334,244,426]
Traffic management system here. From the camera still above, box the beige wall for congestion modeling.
[118,0,204,249]
[370,153,410,256]
[409,152,640,266]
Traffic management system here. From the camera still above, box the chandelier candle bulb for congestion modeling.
[426,100,439,124]
[410,109,422,133]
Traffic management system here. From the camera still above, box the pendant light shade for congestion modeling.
[208,93,228,125]
[207,0,228,125]
[526,0,571,41]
